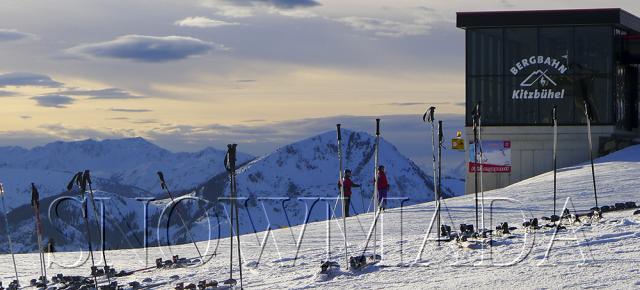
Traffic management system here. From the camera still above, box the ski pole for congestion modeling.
[437,120,443,244]
[336,124,349,269]
[473,103,480,231]
[583,101,599,209]
[233,146,244,290]
[552,106,558,217]
[157,171,205,262]
[373,119,381,256]
[224,147,234,283]
[0,183,20,286]
[478,104,485,234]
[423,107,438,243]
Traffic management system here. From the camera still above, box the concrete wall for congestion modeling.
[464,125,617,194]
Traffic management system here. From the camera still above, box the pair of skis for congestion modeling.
[550,101,599,222]
[471,103,485,235]
[30,183,48,287]
[423,107,447,245]
[67,170,109,287]
[224,144,244,289]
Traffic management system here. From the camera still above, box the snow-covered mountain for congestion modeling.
[196,129,452,241]
[0,130,449,253]
[0,137,253,210]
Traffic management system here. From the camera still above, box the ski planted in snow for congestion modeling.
[30,183,48,288]
[224,144,244,289]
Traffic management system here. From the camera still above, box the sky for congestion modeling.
[1,0,639,166]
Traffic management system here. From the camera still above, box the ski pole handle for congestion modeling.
[77,171,87,191]
[225,144,237,170]
[0,183,4,195]
[552,105,557,122]
[583,101,590,120]
[157,171,167,189]
[438,120,443,142]
[31,183,39,207]
[67,172,80,191]
[83,170,92,185]
[336,124,342,141]
[376,119,380,136]
[423,106,435,123]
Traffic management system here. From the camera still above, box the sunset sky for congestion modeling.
[1,0,639,164]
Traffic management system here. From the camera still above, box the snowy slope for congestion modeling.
[0,138,253,209]
[2,145,638,289]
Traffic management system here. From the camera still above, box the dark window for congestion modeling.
[574,27,612,74]
[468,76,503,124]
[504,28,537,75]
[468,29,503,76]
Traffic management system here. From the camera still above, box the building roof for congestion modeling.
[456,8,640,32]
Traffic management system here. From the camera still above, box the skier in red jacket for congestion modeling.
[338,169,360,217]
[377,165,390,209]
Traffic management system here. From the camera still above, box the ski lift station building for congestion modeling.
[457,9,640,194]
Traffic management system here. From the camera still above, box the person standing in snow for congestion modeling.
[377,165,390,210]
[338,169,360,217]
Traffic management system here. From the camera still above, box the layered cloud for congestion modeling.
[174,16,238,28]
[221,0,320,9]
[0,29,35,42]
[0,72,63,88]
[110,108,152,113]
[336,16,431,37]
[0,90,17,97]
[61,88,144,99]
[31,94,74,108]
[67,35,220,62]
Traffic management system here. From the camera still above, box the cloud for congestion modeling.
[31,94,75,108]
[213,5,255,18]
[337,16,431,37]
[0,90,17,97]
[174,16,239,28]
[110,108,152,113]
[20,115,32,119]
[0,29,35,42]
[236,79,256,83]
[0,72,63,88]
[207,0,319,18]
[61,88,144,99]
[67,35,221,62]
[223,0,320,9]
[382,102,451,107]
[129,119,160,124]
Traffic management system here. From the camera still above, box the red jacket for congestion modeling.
[338,177,360,197]
[377,171,389,190]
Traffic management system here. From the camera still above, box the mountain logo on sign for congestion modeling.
[520,69,557,87]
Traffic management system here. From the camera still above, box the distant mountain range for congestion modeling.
[0,137,253,210]
[0,131,461,253]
